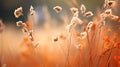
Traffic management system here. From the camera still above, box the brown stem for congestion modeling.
[65,33,71,67]
[106,46,114,67]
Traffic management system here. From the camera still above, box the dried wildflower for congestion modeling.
[78,32,87,39]
[80,4,86,14]
[86,21,93,32]
[30,5,35,16]
[84,11,93,17]
[66,17,83,32]
[16,21,23,27]
[0,20,5,33]
[108,1,115,7]
[105,9,112,16]
[104,0,109,8]
[53,6,62,13]
[14,7,23,18]
[70,7,78,14]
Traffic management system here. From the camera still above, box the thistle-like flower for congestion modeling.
[66,16,83,32]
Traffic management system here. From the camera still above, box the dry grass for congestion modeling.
[0,0,120,67]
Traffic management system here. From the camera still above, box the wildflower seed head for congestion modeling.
[14,7,23,18]
[80,4,86,14]
[78,32,87,39]
[84,11,94,17]
[30,5,34,11]
[105,9,112,16]
[16,21,23,27]
[30,5,35,16]
[108,1,115,7]
[86,21,93,32]
[53,6,62,13]
[70,7,78,14]
[104,0,109,8]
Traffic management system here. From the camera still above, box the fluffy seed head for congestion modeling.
[105,9,112,16]
[53,6,62,13]
[78,32,87,39]
[16,21,23,27]
[84,11,94,17]
[70,7,78,14]
[80,4,86,14]
[14,7,23,18]
[30,5,35,16]
[86,21,93,32]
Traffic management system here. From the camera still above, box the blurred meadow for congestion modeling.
[0,0,120,67]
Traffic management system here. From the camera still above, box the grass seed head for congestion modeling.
[53,6,62,13]
[84,11,94,17]
[70,7,78,14]
[16,21,23,27]
[80,4,86,14]
[105,9,112,16]
[14,7,23,18]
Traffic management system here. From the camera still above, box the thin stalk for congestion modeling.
[0,32,3,66]
[87,32,92,67]
[65,33,71,67]
[106,46,114,67]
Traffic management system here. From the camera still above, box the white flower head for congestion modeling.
[30,5,35,16]
[70,7,78,14]
[84,11,94,17]
[14,7,23,18]
[78,32,87,39]
[66,17,83,32]
[16,21,23,27]
[53,6,62,13]
[105,9,112,16]
[80,4,86,14]
[86,21,93,32]
[104,0,109,8]
[108,1,115,7]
